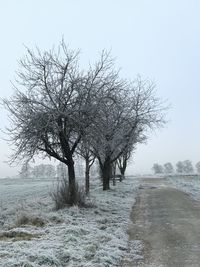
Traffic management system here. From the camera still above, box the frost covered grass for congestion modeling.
[167,175,200,200]
[0,176,140,267]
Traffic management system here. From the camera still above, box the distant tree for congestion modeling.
[74,158,84,177]
[44,164,56,178]
[32,164,55,178]
[32,165,42,178]
[176,161,184,174]
[89,162,98,177]
[163,162,174,174]
[182,160,194,174]
[20,162,32,178]
[195,161,200,174]
[57,162,68,180]
[152,163,163,174]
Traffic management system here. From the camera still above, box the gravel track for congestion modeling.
[124,178,200,267]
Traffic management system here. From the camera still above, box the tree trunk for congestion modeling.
[112,162,116,186]
[85,157,90,195]
[119,167,125,181]
[67,159,76,205]
[119,158,127,181]
[102,157,111,190]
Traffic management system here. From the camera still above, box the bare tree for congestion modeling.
[4,41,112,204]
[4,42,133,199]
[176,161,184,174]
[117,128,146,179]
[182,160,194,174]
[90,94,131,190]
[196,161,200,174]
[57,162,68,180]
[4,40,167,196]
[176,160,193,174]
[163,162,174,174]
[32,164,55,178]
[91,77,166,190]
[152,163,164,174]
[117,150,131,180]
[19,162,32,178]
[77,139,96,195]
[44,164,56,178]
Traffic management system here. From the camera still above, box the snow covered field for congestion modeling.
[0,176,140,267]
[167,175,200,201]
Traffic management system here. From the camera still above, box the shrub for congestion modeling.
[15,214,45,227]
[0,230,40,241]
[50,178,86,210]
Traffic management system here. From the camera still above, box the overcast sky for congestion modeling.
[0,0,200,177]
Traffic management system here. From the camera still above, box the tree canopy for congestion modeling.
[4,40,167,201]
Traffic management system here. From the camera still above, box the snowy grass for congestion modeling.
[0,176,140,267]
[167,175,200,200]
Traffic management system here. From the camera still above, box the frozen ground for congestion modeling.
[0,175,141,267]
[166,175,200,201]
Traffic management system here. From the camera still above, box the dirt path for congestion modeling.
[124,178,200,267]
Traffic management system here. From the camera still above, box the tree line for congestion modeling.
[19,162,68,179]
[152,160,200,174]
[4,40,166,205]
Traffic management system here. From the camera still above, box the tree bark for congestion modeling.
[118,157,127,181]
[119,167,125,181]
[102,157,111,190]
[85,157,90,195]
[67,158,76,205]
[112,162,116,186]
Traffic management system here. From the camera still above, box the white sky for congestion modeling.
[0,0,200,177]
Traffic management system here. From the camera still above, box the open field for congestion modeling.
[0,176,141,267]
[166,175,200,201]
